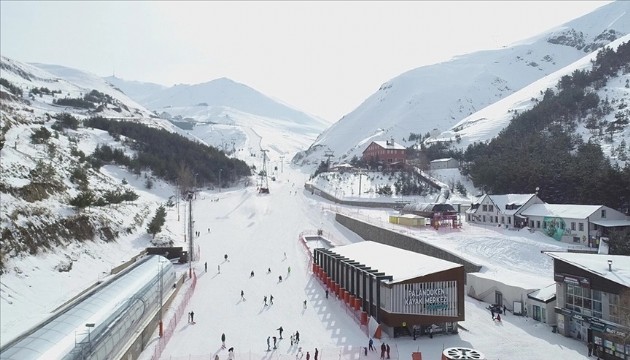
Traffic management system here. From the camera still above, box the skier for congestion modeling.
[228,348,234,360]
[264,296,268,306]
[290,334,294,346]
[295,331,300,343]
[224,254,228,262]
[190,310,194,323]
[251,270,255,277]
[325,289,329,299]
[306,351,310,360]
[380,343,386,360]
[296,347,303,360]
[241,290,245,301]
[368,338,374,351]
[288,266,291,274]
[490,308,495,320]
[315,348,319,360]
[215,355,219,360]
[283,252,287,259]
[273,336,277,349]
[205,262,208,272]
[188,311,191,323]
[267,336,271,351]
[277,326,283,339]
[268,267,271,274]
[303,300,307,309]
[218,264,221,273]
[270,294,274,305]
[386,343,390,359]
[221,333,226,349]
[279,275,283,282]
[496,313,502,322]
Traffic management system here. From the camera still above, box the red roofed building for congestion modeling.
[362,138,406,166]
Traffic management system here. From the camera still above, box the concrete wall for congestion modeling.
[305,183,409,209]
[335,213,482,274]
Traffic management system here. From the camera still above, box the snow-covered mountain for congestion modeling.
[106,76,332,163]
[428,34,630,166]
[297,1,630,165]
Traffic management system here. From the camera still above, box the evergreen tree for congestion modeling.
[147,205,167,238]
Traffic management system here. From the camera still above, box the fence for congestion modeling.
[151,270,198,360]
[158,345,395,360]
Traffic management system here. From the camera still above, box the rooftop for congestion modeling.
[545,252,630,287]
[330,241,462,284]
[521,204,602,219]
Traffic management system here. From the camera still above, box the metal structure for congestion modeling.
[259,149,270,194]
[0,255,176,360]
[186,190,194,278]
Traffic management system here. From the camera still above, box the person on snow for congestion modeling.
[306,351,310,360]
[368,338,374,351]
[295,331,300,343]
[296,347,303,360]
[268,267,271,273]
[205,262,208,272]
[273,336,277,349]
[380,343,386,360]
[279,275,283,282]
[264,296,268,306]
[288,266,291,274]
[290,334,294,346]
[496,313,501,322]
[251,270,255,277]
[386,344,390,359]
[314,348,319,360]
[190,310,194,323]
[325,289,329,299]
[228,348,234,360]
[215,355,219,360]
[270,294,274,305]
[267,336,271,351]
[277,326,283,339]
[224,254,228,262]
[221,333,226,349]
[241,290,245,301]
[303,300,307,309]
[218,264,221,273]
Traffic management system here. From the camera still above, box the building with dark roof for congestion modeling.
[313,241,465,338]
[546,252,630,360]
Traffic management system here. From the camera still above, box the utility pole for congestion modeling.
[279,155,284,173]
[187,191,194,279]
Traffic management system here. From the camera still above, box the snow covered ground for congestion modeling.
[134,165,590,360]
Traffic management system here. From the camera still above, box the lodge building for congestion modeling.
[312,241,465,338]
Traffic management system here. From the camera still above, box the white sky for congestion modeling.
[0,1,614,121]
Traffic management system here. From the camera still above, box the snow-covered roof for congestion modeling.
[527,283,556,303]
[521,204,602,219]
[545,252,630,287]
[590,219,630,227]
[330,241,462,283]
[399,214,423,219]
[488,194,535,215]
[371,140,406,150]
[430,157,456,163]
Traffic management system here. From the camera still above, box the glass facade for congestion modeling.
[565,284,602,318]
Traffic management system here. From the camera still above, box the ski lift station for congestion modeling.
[312,241,465,339]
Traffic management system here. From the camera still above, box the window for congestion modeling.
[601,209,606,218]
[571,222,576,231]
[483,215,486,222]
[490,216,493,223]
[508,217,512,224]
[531,220,535,228]
[573,237,580,243]
[536,221,541,228]
[565,285,603,319]
[488,205,494,212]
[482,205,487,211]
[579,223,584,232]
[501,216,505,224]
[543,221,547,229]
[495,216,498,223]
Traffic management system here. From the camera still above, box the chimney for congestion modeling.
[608,259,612,271]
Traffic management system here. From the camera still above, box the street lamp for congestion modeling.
[218,169,223,192]
[158,253,168,337]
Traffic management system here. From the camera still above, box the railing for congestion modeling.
[151,270,198,360]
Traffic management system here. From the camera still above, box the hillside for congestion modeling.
[295,1,630,165]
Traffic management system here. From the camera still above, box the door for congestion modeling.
[495,291,503,307]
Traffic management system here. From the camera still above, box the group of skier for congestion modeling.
[366,339,391,359]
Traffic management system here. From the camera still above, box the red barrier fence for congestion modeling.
[151,271,197,360]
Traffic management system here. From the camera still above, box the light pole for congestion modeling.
[218,169,223,192]
[158,257,164,337]
[187,191,194,278]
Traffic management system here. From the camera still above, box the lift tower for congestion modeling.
[259,149,270,194]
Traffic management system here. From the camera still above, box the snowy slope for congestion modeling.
[428,34,630,166]
[297,1,630,164]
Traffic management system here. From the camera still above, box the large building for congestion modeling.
[546,252,630,359]
[466,193,543,228]
[361,139,406,167]
[522,204,630,247]
[313,241,465,338]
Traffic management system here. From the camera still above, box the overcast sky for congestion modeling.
[0,1,612,122]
